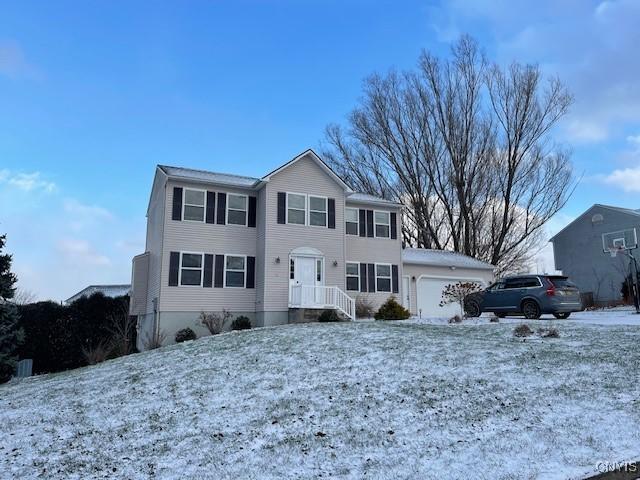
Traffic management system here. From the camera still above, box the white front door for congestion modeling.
[291,256,324,306]
[402,276,411,311]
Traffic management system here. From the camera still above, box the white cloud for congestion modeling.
[603,167,640,193]
[57,238,111,266]
[63,198,113,219]
[0,170,56,193]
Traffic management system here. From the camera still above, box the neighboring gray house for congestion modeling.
[550,204,640,305]
[130,149,495,349]
[65,284,131,304]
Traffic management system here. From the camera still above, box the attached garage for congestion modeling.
[401,248,495,318]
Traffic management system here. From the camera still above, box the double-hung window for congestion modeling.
[180,253,203,286]
[183,189,206,222]
[345,208,358,235]
[374,211,390,238]
[287,193,306,225]
[346,262,360,291]
[309,196,327,227]
[375,264,391,292]
[227,194,248,226]
[225,255,246,288]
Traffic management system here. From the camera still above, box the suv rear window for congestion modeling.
[546,276,575,288]
[504,277,540,289]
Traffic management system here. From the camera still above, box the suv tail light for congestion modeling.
[545,278,556,296]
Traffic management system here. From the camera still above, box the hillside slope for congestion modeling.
[2,320,640,479]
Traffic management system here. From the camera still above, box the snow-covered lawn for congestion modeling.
[2,313,640,480]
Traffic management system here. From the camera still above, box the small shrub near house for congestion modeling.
[199,310,232,335]
[513,324,534,337]
[448,315,463,324]
[538,327,560,338]
[375,296,410,320]
[175,328,197,343]
[318,310,341,322]
[231,316,252,330]
[355,296,375,319]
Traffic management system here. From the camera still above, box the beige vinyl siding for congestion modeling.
[255,187,267,311]
[159,180,257,312]
[402,263,494,316]
[130,252,149,315]
[144,169,167,315]
[262,154,346,311]
[345,201,403,308]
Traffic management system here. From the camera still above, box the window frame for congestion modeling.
[178,251,204,287]
[226,193,249,226]
[308,195,328,228]
[374,210,391,239]
[224,254,247,288]
[345,261,360,291]
[182,188,207,223]
[375,263,392,292]
[286,192,307,226]
[345,207,359,236]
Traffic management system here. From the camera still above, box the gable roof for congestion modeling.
[66,284,131,304]
[261,149,352,192]
[402,248,495,271]
[549,204,640,242]
[158,165,263,189]
[346,192,403,207]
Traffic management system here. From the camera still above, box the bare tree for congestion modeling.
[107,304,136,357]
[13,288,37,305]
[323,36,575,273]
[439,281,483,317]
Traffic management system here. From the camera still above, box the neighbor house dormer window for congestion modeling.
[374,211,390,238]
[345,208,358,235]
[180,252,204,286]
[287,193,306,225]
[309,196,327,227]
[227,194,248,226]
[183,189,206,222]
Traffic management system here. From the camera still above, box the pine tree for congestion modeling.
[0,234,23,383]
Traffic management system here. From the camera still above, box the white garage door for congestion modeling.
[417,277,483,318]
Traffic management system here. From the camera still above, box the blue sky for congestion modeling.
[1,0,639,300]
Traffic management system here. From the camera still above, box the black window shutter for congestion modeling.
[360,263,368,292]
[216,193,226,225]
[172,187,183,221]
[206,192,216,224]
[366,210,374,238]
[392,265,399,293]
[169,252,180,286]
[328,198,336,229]
[367,263,375,293]
[246,256,256,288]
[214,255,224,288]
[359,209,366,237]
[248,196,257,228]
[203,254,214,287]
[277,192,286,224]
[390,212,397,239]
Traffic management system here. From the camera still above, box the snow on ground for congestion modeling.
[1,314,640,480]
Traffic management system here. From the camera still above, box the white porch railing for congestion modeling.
[289,285,356,320]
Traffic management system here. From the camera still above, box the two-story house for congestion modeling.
[130,149,495,349]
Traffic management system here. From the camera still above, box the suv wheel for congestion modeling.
[553,312,571,319]
[465,301,481,318]
[522,300,541,320]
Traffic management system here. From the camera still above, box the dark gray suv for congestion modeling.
[464,275,583,319]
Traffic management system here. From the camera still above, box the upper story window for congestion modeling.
[346,262,360,291]
[345,208,358,235]
[180,252,203,286]
[309,196,327,227]
[375,264,391,292]
[374,211,390,238]
[227,194,248,226]
[225,255,246,288]
[287,193,306,225]
[183,189,206,222]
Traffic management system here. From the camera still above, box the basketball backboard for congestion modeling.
[602,228,638,256]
